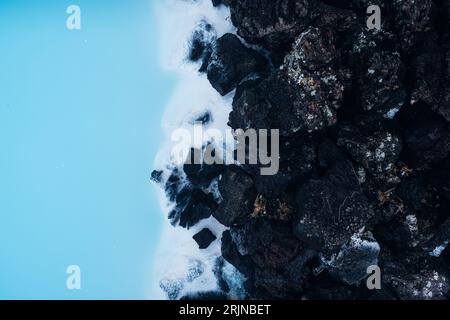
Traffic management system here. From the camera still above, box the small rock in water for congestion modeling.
[187,19,217,71]
[193,228,217,249]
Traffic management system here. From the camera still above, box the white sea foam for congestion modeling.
[151,0,243,300]
[155,0,235,73]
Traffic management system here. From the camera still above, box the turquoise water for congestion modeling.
[0,0,173,299]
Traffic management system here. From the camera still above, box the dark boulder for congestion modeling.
[425,218,450,257]
[225,0,322,63]
[191,110,213,126]
[206,33,268,95]
[372,168,449,253]
[294,160,375,254]
[411,34,450,122]
[212,165,257,226]
[193,228,217,249]
[183,147,225,188]
[163,167,185,203]
[150,170,163,184]
[392,0,436,52]
[325,230,380,285]
[221,230,253,276]
[318,138,347,169]
[187,19,217,71]
[398,101,450,166]
[229,63,348,136]
[169,188,218,229]
[211,0,233,7]
[229,14,353,136]
[430,160,450,203]
[337,125,402,176]
[222,218,316,298]
[373,215,420,252]
[350,29,407,116]
[380,250,450,300]
[241,134,318,198]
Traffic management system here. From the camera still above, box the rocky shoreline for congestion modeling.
[153,0,450,300]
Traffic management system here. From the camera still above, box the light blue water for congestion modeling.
[0,0,173,299]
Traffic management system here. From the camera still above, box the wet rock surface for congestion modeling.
[153,0,450,299]
[206,33,268,95]
[325,230,380,286]
[212,165,257,227]
[222,218,317,298]
[337,123,402,175]
[225,0,322,63]
[193,228,217,249]
[294,160,375,253]
[187,19,218,72]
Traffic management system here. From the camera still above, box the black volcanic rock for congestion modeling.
[222,218,316,298]
[228,78,271,131]
[318,138,347,169]
[411,34,450,122]
[163,167,185,203]
[183,147,224,187]
[211,0,233,7]
[206,33,268,95]
[373,219,415,252]
[392,0,435,52]
[187,19,217,71]
[380,250,450,300]
[225,0,322,63]
[212,165,257,226]
[294,161,375,254]
[221,229,254,276]
[191,110,213,125]
[325,230,380,285]
[371,165,449,253]
[338,125,402,176]
[150,170,163,184]
[431,161,450,203]
[349,29,407,115]
[229,65,348,136]
[193,228,217,249]
[280,26,351,131]
[399,101,450,166]
[169,188,218,229]
[242,134,318,198]
[425,218,450,256]
[229,13,354,135]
